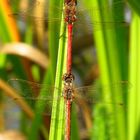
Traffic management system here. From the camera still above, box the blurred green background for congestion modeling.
[0,0,140,140]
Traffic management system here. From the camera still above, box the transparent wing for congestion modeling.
[8,79,61,98]
[6,79,131,116]
[74,0,127,32]
[7,79,131,105]
[8,0,63,23]
[74,81,131,106]
[71,80,131,133]
[7,79,63,115]
[8,0,128,31]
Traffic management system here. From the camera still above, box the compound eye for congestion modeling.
[65,17,69,22]
[70,76,74,81]
[70,78,73,81]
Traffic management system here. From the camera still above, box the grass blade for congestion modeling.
[128,11,140,140]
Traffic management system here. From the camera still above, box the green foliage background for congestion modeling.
[0,0,140,140]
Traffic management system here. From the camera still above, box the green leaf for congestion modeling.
[49,15,67,140]
[128,11,140,140]
[128,0,140,16]
[85,0,128,140]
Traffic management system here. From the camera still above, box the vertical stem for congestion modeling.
[67,24,73,73]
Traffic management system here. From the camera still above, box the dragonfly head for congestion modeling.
[65,0,77,5]
[62,73,74,84]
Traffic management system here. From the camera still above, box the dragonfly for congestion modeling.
[6,1,129,139]
[7,0,129,43]
[7,0,128,40]
[6,77,130,113]
[5,75,131,139]
[7,0,127,29]
[8,0,128,73]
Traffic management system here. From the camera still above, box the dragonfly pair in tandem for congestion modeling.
[5,0,130,115]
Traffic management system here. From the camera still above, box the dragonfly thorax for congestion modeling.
[64,0,77,24]
[65,0,77,5]
[63,86,74,101]
[62,73,74,101]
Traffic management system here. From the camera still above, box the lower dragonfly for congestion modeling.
[6,73,130,140]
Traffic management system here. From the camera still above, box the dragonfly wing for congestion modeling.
[8,0,64,23]
[74,81,131,105]
[75,0,128,32]
[8,0,40,12]
[8,79,62,97]
[2,96,58,116]
[72,81,130,127]
[7,79,62,111]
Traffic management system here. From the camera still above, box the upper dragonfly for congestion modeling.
[7,0,128,31]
